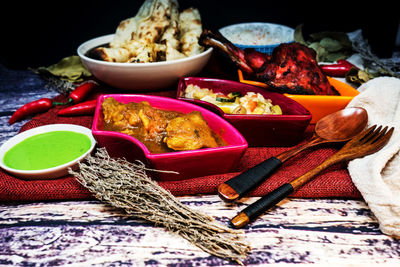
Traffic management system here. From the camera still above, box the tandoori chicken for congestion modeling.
[199,29,339,96]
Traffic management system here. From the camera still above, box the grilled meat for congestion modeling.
[199,29,339,95]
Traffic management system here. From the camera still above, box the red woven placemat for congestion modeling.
[0,92,361,202]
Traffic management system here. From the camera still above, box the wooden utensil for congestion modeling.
[218,107,368,201]
[230,125,394,229]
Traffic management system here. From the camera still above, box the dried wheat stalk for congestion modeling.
[70,148,250,264]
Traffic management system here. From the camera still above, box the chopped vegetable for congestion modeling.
[216,97,235,103]
[184,84,282,115]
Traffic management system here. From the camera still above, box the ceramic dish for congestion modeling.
[77,34,213,91]
[92,94,248,181]
[177,77,312,147]
[237,70,360,123]
[219,22,294,54]
[0,124,96,180]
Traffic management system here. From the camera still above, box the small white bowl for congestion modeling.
[0,124,96,180]
[77,34,213,90]
[219,22,294,54]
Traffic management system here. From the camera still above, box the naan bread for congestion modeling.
[93,47,131,62]
[93,0,203,63]
[179,8,204,57]
[109,0,155,48]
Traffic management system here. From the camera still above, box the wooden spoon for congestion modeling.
[218,107,368,201]
[230,125,394,228]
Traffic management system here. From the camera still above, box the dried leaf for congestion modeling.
[319,37,343,52]
[294,24,307,45]
[293,24,354,62]
[345,67,373,86]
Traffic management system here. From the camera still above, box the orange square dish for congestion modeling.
[237,70,359,123]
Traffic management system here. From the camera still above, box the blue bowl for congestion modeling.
[235,42,294,54]
[219,22,294,55]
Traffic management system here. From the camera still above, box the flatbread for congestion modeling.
[93,0,203,63]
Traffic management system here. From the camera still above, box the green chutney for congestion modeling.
[3,131,92,170]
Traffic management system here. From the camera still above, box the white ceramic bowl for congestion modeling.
[219,22,294,54]
[0,124,96,180]
[77,34,213,90]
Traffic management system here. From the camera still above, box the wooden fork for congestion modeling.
[230,125,395,229]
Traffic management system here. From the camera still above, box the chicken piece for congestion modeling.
[101,97,141,131]
[199,29,338,95]
[256,42,339,95]
[164,111,218,150]
[102,97,166,138]
[102,97,183,152]
[102,98,223,153]
[137,102,172,142]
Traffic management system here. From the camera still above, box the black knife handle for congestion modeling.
[218,157,282,201]
[230,183,294,228]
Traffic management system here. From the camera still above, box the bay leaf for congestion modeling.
[319,37,343,52]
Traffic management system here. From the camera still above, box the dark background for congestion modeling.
[1,1,399,69]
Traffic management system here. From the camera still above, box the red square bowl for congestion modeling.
[177,77,312,147]
[92,94,248,181]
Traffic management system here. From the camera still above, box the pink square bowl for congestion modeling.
[92,94,248,181]
[177,77,312,147]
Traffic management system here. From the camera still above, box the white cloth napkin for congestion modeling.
[346,76,400,238]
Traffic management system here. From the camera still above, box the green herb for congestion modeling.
[228,92,242,98]
[294,24,354,62]
[216,97,235,103]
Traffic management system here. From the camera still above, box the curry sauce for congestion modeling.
[101,97,226,153]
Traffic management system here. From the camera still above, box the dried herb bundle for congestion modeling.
[70,148,250,264]
[351,30,400,78]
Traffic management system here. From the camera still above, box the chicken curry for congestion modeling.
[101,97,226,153]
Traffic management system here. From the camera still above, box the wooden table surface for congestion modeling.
[1,64,400,266]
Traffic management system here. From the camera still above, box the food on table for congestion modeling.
[9,82,98,124]
[58,99,97,116]
[184,84,282,115]
[165,111,219,150]
[219,22,294,47]
[101,97,225,153]
[199,29,339,96]
[65,82,97,104]
[8,98,56,125]
[320,59,358,77]
[3,131,92,170]
[91,0,204,63]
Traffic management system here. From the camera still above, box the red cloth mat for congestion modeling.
[0,92,362,202]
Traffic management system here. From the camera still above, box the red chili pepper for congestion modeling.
[9,98,57,124]
[66,82,97,104]
[320,60,357,77]
[57,99,97,116]
[8,82,98,125]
